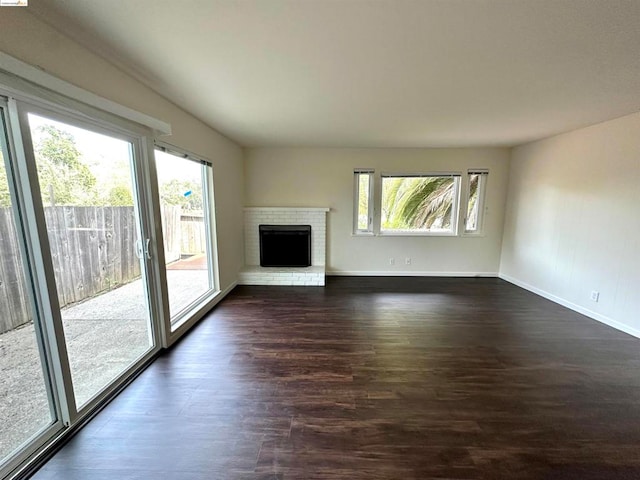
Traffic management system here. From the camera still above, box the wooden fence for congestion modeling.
[160,206,207,257]
[44,206,142,308]
[161,205,181,264]
[0,208,34,334]
[180,210,207,255]
[0,205,205,335]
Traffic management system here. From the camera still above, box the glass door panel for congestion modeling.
[155,149,214,326]
[26,113,154,409]
[0,109,57,467]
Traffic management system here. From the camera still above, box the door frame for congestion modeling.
[0,99,65,480]
[7,97,163,423]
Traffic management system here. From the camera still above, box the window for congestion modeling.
[465,170,488,234]
[0,53,226,479]
[381,174,460,234]
[27,111,155,409]
[353,169,373,234]
[0,94,162,479]
[155,145,217,329]
[352,170,487,237]
[0,103,58,472]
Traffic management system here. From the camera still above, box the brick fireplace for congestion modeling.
[239,207,329,286]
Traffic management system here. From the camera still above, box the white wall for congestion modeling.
[500,111,640,336]
[245,147,510,275]
[0,9,245,291]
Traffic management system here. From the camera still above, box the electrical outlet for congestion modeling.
[590,290,599,302]
[389,257,395,265]
[405,257,411,265]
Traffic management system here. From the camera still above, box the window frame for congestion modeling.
[463,169,489,235]
[12,97,165,409]
[153,141,220,337]
[0,92,164,480]
[0,99,68,480]
[353,168,374,235]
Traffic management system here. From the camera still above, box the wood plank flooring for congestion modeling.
[32,277,640,479]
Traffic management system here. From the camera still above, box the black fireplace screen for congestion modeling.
[259,224,311,267]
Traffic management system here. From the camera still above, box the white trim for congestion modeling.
[153,142,219,344]
[464,170,488,234]
[2,422,63,480]
[327,270,498,277]
[380,171,462,178]
[498,273,640,340]
[353,170,374,234]
[244,207,330,212]
[0,52,171,135]
[378,230,457,237]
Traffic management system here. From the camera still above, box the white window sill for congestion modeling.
[379,230,457,237]
[353,231,476,238]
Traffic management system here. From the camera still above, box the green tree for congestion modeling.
[35,125,98,206]
[159,179,202,210]
[107,184,134,206]
[465,174,481,229]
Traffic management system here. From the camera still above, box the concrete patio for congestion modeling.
[0,266,209,461]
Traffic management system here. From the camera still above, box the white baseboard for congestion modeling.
[498,273,640,339]
[326,270,498,277]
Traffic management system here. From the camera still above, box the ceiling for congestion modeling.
[30,0,640,148]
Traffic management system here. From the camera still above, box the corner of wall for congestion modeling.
[497,144,516,276]
[496,112,640,339]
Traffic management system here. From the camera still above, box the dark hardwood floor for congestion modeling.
[32,277,640,479]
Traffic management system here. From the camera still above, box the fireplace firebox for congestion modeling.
[259,225,311,267]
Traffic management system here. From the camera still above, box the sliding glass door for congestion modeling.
[0,103,60,474]
[0,72,219,476]
[155,146,216,329]
[0,95,162,477]
[21,109,156,410]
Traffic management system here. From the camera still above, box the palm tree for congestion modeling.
[464,174,481,230]
[382,175,479,230]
